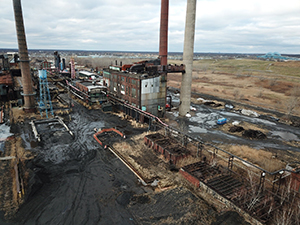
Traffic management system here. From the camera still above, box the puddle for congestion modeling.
[189,125,207,134]
[0,142,4,153]
[0,124,12,140]
[270,131,300,142]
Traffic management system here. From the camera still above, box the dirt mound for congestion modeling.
[229,126,244,133]
[204,101,222,107]
[291,117,300,127]
[242,129,266,139]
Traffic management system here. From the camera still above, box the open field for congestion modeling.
[168,59,300,117]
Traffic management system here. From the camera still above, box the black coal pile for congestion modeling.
[211,211,251,225]
[242,129,266,139]
[8,108,145,225]
[204,101,222,107]
[229,126,244,133]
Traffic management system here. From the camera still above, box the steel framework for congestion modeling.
[38,70,53,118]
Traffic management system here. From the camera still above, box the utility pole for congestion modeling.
[179,0,197,116]
[12,0,35,112]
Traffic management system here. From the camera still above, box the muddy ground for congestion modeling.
[0,103,252,225]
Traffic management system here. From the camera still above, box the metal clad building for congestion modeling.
[103,69,167,116]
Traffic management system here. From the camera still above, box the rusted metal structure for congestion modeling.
[12,0,35,112]
[139,118,300,223]
[93,128,125,149]
[159,0,169,66]
[144,133,190,165]
[0,72,14,99]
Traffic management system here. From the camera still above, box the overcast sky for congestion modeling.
[1,0,300,54]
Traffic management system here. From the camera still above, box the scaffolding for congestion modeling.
[38,70,53,118]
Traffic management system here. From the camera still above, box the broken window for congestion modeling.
[132,88,136,98]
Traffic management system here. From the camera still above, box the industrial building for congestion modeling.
[68,80,107,105]
[103,60,184,117]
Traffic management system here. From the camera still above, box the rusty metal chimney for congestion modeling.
[159,0,169,66]
[13,0,35,112]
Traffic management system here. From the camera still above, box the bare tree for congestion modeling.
[246,170,261,211]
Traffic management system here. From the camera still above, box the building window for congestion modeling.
[121,76,125,82]
[121,85,125,95]
[132,88,136,98]
[132,79,136,85]
[113,83,117,92]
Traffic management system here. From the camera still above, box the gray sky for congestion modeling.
[1,0,300,53]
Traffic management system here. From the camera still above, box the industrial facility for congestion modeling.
[103,60,184,117]
[1,0,300,225]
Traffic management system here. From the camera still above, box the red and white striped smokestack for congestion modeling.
[159,0,169,66]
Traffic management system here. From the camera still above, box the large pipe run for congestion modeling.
[179,0,197,116]
[159,0,169,66]
[13,0,35,112]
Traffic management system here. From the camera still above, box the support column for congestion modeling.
[179,0,197,116]
[13,0,35,112]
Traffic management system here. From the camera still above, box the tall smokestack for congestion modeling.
[13,0,35,112]
[159,0,169,66]
[179,0,197,116]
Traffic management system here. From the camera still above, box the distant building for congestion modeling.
[41,61,51,70]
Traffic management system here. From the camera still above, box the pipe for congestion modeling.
[109,94,169,127]
[0,106,3,123]
[159,0,169,66]
[57,116,74,137]
[30,120,40,142]
[179,0,197,116]
[12,0,35,112]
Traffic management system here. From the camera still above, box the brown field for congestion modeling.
[167,59,300,117]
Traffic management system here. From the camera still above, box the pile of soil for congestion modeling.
[242,129,267,139]
[291,117,300,127]
[229,126,244,133]
[204,101,222,107]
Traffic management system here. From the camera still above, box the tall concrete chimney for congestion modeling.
[179,0,197,116]
[13,0,35,112]
[159,0,169,66]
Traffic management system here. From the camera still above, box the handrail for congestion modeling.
[107,93,300,176]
